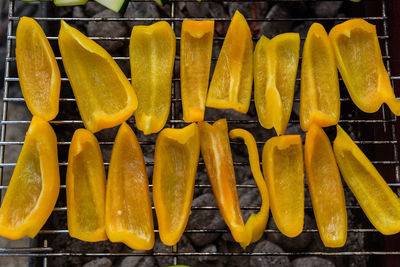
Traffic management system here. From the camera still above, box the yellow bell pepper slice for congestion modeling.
[229,129,269,250]
[59,20,137,133]
[199,119,248,243]
[206,11,253,114]
[300,23,340,131]
[153,123,200,246]
[106,122,154,250]
[254,33,300,135]
[130,21,176,135]
[16,17,61,121]
[181,20,214,122]
[67,129,107,242]
[329,19,400,115]
[333,125,400,235]
[0,116,59,240]
[305,124,347,247]
[262,135,304,237]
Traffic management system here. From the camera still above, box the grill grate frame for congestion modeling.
[1,0,400,265]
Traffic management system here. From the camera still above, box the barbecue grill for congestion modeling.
[1,0,400,266]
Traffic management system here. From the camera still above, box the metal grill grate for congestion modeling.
[1,0,400,266]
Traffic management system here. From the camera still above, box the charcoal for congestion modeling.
[250,240,290,267]
[86,10,128,53]
[154,235,195,267]
[186,193,227,247]
[227,2,253,18]
[311,2,343,18]
[82,257,112,267]
[217,239,250,267]
[239,179,261,222]
[124,2,160,29]
[136,256,156,267]
[291,257,336,267]
[72,7,86,27]
[85,2,106,17]
[120,255,156,267]
[198,244,218,262]
[266,215,314,252]
[258,4,293,38]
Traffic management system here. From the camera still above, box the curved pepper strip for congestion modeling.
[106,122,154,250]
[59,20,137,133]
[329,19,400,115]
[333,125,400,235]
[0,117,59,239]
[198,119,247,243]
[130,21,176,135]
[254,33,300,135]
[262,135,304,237]
[67,129,107,242]
[300,23,340,131]
[16,17,60,121]
[181,20,214,123]
[206,11,253,114]
[229,129,269,250]
[305,124,347,247]
[153,123,200,246]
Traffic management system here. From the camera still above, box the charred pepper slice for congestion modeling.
[106,122,154,250]
[333,125,400,235]
[16,17,61,121]
[254,33,300,135]
[262,135,304,237]
[206,11,253,114]
[153,123,200,246]
[329,19,400,115]
[180,20,214,122]
[300,23,340,131]
[130,21,176,135]
[198,119,248,243]
[67,129,107,242]
[0,117,59,240]
[305,124,347,247]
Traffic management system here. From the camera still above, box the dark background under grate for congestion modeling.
[1,0,400,266]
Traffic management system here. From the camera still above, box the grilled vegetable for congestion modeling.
[329,19,400,115]
[54,0,88,6]
[94,0,129,14]
[0,117,60,240]
[16,17,60,121]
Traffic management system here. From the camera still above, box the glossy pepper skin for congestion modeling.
[130,21,176,135]
[59,20,137,133]
[199,119,247,243]
[254,33,300,135]
[153,123,200,246]
[16,17,61,121]
[67,129,107,242]
[300,23,340,131]
[106,122,154,250]
[334,125,400,235]
[229,129,269,249]
[181,20,214,122]
[305,124,347,247]
[329,19,400,115]
[206,11,253,114]
[262,135,304,237]
[0,117,59,240]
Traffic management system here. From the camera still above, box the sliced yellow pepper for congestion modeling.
[153,123,200,246]
[198,119,248,243]
[59,20,137,133]
[333,125,400,235]
[305,124,347,247]
[329,19,400,115]
[300,23,340,131]
[206,11,253,114]
[229,129,269,250]
[254,33,300,135]
[106,122,154,250]
[262,135,304,237]
[130,21,176,135]
[67,129,107,242]
[181,20,214,122]
[16,17,60,121]
[0,116,59,239]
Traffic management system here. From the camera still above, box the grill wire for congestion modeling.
[1,0,400,266]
